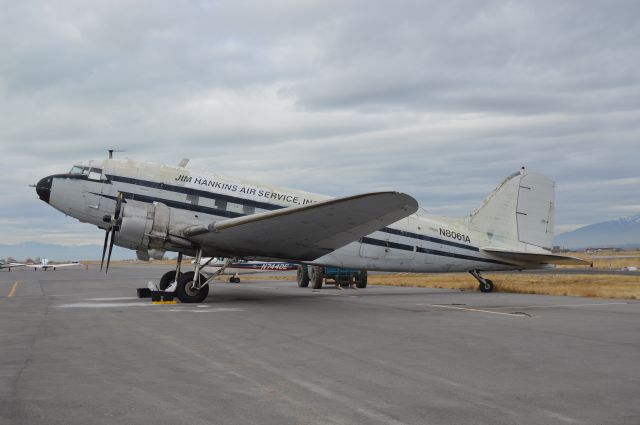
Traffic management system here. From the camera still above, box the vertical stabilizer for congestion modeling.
[469,170,555,250]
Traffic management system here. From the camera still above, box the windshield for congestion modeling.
[69,166,89,175]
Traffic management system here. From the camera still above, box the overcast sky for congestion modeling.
[1,0,639,245]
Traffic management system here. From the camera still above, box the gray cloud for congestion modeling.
[1,0,639,244]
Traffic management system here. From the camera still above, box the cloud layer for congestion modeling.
[1,0,639,244]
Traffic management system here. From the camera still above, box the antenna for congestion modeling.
[107,149,125,159]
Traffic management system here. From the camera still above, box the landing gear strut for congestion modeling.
[159,252,183,290]
[170,249,238,303]
[469,269,494,293]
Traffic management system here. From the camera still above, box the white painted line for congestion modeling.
[157,307,245,313]
[86,297,140,301]
[432,304,528,317]
[57,302,151,308]
[489,302,635,310]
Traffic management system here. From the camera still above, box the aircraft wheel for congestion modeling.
[355,270,368,288]
[159,270,179,290]
[310,266,324,289]
[229,276,240,283]
[479,279,494,293]
[176,271,209,303]
[297,265,310,287]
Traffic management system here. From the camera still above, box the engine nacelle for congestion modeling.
[114,200,171,251]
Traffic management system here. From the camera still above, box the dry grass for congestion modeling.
[368,273,640,300]
[241,271,640,299]
[558,250,640,269]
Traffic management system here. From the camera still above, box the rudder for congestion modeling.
[469,170,555,250]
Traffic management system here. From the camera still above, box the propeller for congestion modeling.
[100,192,124,273]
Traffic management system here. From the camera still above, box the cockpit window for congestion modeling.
[69,166,90,175]
[87,168,104,181]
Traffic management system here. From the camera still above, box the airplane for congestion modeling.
[33,154,589,303]
[191,257,298,283]
[26,258,82,271]
[0,259,25,271]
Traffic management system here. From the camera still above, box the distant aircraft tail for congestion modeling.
[469,168,555,251]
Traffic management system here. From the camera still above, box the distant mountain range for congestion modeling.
[0,242,134,262]
[555,214,640,249]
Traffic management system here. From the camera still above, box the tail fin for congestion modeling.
[469,169,555,250]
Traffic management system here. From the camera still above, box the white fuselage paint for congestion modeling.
[46,159,527,273]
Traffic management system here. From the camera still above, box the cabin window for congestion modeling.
[227,203,243,215]
[243,205,255,215]
[215,199,227,211]
[69,166,84,175]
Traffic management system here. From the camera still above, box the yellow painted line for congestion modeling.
[8,281,19,298]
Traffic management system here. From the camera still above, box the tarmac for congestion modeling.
[1,264,639,425]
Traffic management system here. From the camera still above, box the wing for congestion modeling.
[185,191,418,261]
[481,247,591,266]
[49,262,82,268]
[0,263,25,269]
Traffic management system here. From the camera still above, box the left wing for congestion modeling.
[185,191,418,261]
[481,247,591,266]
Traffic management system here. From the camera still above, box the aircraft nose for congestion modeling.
[35,176,53,203]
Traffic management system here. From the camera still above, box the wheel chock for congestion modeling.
[137,288,152,298]
[150,291,177,304]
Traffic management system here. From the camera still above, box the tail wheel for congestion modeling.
[297,265,310,287]
[355,270,368,288]
[479,279,494,293]
[176,271,210,303]
[159,270,180,290]
[310,266,324,289]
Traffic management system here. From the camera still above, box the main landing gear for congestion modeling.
[469,269,494,293]
[158,250,237,303]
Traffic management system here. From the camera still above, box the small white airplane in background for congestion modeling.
[26,259,82,271]
[0,259,26,271]
[191,257,297,283]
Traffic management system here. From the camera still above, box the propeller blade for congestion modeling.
[100,229,110,271]
[100,192,123,273]
[114,192,123,220]
[105,227,116,273]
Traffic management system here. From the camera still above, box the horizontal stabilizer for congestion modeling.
[481,247,592,266]
[188,192,419,261]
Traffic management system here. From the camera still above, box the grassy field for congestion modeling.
[558,250,640,269]
[242,272,640,300]
[367,273,640,300]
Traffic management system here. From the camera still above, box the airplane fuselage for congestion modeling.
[36,159,528,273]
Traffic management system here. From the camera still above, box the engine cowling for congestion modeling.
[114,200,171,251]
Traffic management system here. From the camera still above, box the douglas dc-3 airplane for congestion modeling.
[34,154,588,303]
